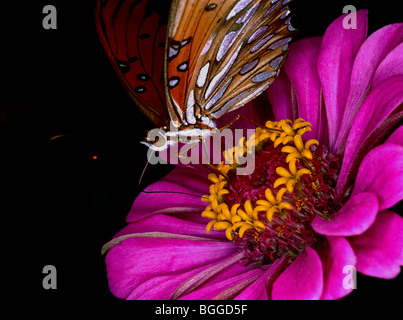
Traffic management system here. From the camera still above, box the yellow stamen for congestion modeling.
[201,118,321,242]
[265,188,276,205]
[206,220,217,233]
[276,167,292,178]
[214,221,232,230]
[239,224,254,238]
[237,209,251,222]
[201,210,217,220]
[225,227,234,241]
[208,173,220,184]
[230,204,240,216]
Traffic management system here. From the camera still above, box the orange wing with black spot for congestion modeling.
[95,0,169,127]
[96,0,296,132]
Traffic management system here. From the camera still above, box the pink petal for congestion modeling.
[284,36,328,144]
[337,75,403,195]
[179,263,264,300]
[352,143,403,210]
[127,165,210,222]
[317,236,357,300]
[105,236,237,299]
[271,248,323,300]
[334,23,403,153]
[130,253,243,300]
[312,192,379,236]
[113,214,227,241]
[233,269,269,300]
[317,10,368,151]
[265,70,297,122]
[349,210,403,279]
[171,252,244,299]
[125,263,215,300]
[386,124,403,147]
[373,41,403,87]
[234,255,290,300]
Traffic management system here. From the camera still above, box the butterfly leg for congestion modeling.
[217,113,266,131]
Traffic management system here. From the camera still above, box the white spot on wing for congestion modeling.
[251,71,276,83]
[281,9,290,19]
[248,26,269,44]
[264,0,281,17]
[169,47,178,58]
[204,78,232,110]
[205,43,243,99]
[270,56,284,69]
[217,5,257,61]
[197,62,210,87]
[236,4,257,24]
[217,31,239,62]
[239,58,259,75]
[226,0,253,20]
[250,33,274,53]
[268,37,292,50]
[212,89,253,119]
[201,36,214,55]
[169,78,179,88]
[186,90,196,124]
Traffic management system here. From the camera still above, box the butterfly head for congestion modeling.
[142,127,171,151]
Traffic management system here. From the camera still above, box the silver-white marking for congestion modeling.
[236,3,257,24]
[264,0,281,17]
[217,31,239,62]
[250,33,274,53]
[217,5,257,61]
[270,56,284,69]
[205,43,243,99]
[178,62,188,71]
[201,36,214,55]
[212,89,253,119]
[268,37,292,50]
[169,78,179,88]
[186,90,197,124]
[251,71,276,83]
[205,78,232,110]
[169,47,178,58]
[239,58,259,75]
[248,26,268,44]
[197,62,210,87]
[281,9,290,19]
[226,0,253,20]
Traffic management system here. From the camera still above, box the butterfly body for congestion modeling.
[95,0,296,150]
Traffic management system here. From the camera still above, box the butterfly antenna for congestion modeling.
[139,149,154,187]
[201,137,210,165]
[141,189,202,198]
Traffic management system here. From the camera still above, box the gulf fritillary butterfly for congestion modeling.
[95,0,296,150]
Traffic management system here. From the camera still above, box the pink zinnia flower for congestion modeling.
[103,10,403,300]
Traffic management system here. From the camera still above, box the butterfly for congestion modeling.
[95,0,296,150]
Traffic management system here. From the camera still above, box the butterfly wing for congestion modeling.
[95,0,169,127]
[165,0,296,128]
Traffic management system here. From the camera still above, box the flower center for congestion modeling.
[201,118,341,266]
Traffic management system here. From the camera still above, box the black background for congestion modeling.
[2,0,402,305]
